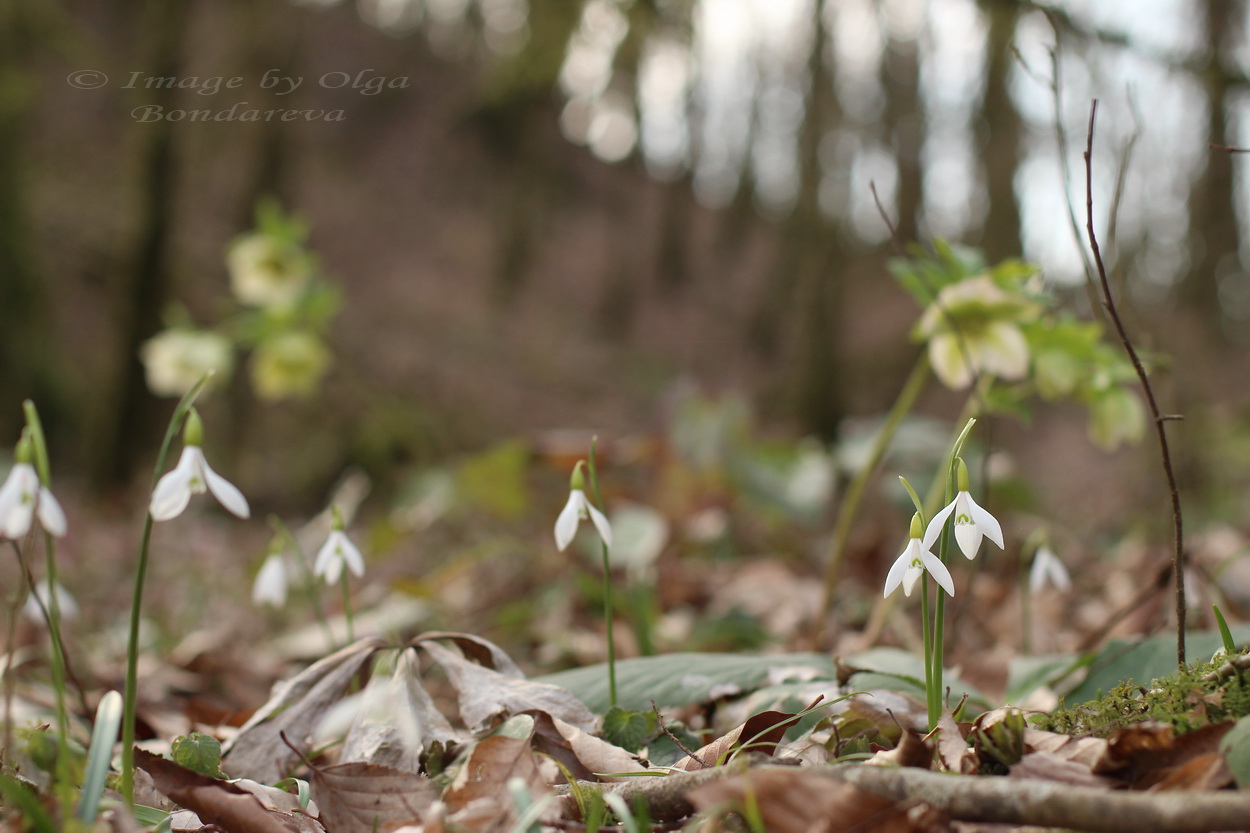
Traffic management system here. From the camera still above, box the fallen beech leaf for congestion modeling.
[689,767,921,832]
[865,728,931,769]
[137,748,308,833]
[338,649,463,771]
[527,710,647,782]
[223,637,384,783]
[418,640,595,731]
[1024,728,1108,768]
[935,709,976,774]
[309,762,437,833]
[410,632,524,678]
[673,709,800,771]
[1148,752,1233,792]
[444,714,550,832]
[1009,751,1120,788]
[1094,721,1236,789]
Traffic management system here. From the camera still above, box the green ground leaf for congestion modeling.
[172,731,226,778]
[601,707,656,752]
[534,653,837,713]
[1066,628,1250,704]
[1219,715,1250,789]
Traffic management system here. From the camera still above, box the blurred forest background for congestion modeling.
[5,0,1250,591]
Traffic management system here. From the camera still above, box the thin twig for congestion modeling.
[652,700,708,769]
[1083,100,1186,666]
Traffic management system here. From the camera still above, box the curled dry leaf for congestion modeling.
[418,639,595,731]
[935,708,976,774]
[443,714,551,833]
[689,767,922,833]
[1009,752,1121,789]
[410,632,525,678]
[527,710,647,782]
[673,708,802,771]
[223,637,384,784]
[338,648,464,772]
[137,748,318,833]
[309,762,437,833]
[1094,720,1236,790]
[865,728,931,770]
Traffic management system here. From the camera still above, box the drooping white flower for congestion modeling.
[22,577,78,623]
[885,514,955,598]
[0,443,67,539]
[252,552,290,607]
[554,462,612,551]
[1029,546,1071,593]
[149,411,249,521]
[314,528,365,585]
[925,459,1003,560]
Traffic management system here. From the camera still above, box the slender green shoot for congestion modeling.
[121,373,212,806]
[585,438,617,709]
[1214,604,1238,655]
[76,690,122,824]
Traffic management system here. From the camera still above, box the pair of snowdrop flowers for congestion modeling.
[0,437,67,540]
[252,514,365,607]
[553,461,612,552]
[884,460,1004,598]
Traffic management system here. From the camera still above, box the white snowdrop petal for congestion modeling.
[554,491,583,551]
[921,501,956,550]
[884,550,910,598]
[922,550,956,597]
[587,503,613,549]
[203,464,250,519]
[37,487,67,537]
[954,522,982,560]
[968,499,1004,549]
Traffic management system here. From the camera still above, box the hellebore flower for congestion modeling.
[554,461,612,551]
[227,233,312,308]
[1029,546,1072,593]
[0,438,67,539]
[150,411,250,521]
[914,275,1037,389]
[314,512,365,585]
[252,552,290,607]
[250,331,332,401]
[885,513,955,598]
[927,459,1003,560]
[141,329,233,398]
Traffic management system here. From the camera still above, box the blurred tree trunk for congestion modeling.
[0,2,59,442]
[785,0,846,439]
[88,1,192,485]
[884,22,924,244]
[1181,0,1242,334]
[977,0,1023,261]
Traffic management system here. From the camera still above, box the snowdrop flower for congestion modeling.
[915,275,1037,389]
[0,437,67,539]
[926,459,1003,560]
[884,513,954,598]
[554,461,612,551]
[141,329,233,398]
[314,510,364,585]
[1029,546,1071,593]
[22,577,78,623]
[252,552,289,607]
[150,410,250,521]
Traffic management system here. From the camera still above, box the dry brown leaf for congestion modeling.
[1024,727,1108,768]
[136,748,312,833]
[222,637,384,783]
[689,767,923,833]
[843,690,929,735]
[338,648,464,771]
[417,639,595,731]
[1094,721,1237,790]
[309,761,437,833]
[673,709,800,771]
[410,632,525,678]
[1146,752,1233,792]
[865,729,931,770]
[1009,751,1120,788]
[527,710,647,782]
[444,714,550,833]
[935,709,976,774]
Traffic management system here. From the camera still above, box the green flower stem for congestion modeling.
[341,579,355,645]
[818,353,931,629]
[920,574,933,723]
[270,517,334,647]
[586,438,617,709]
[121,375,210,806]
[21,403,73,809]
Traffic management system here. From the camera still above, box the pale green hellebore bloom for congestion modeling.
[227,233,312,308]
[141,329,233,398]
[250,331,332,401]
[915,275,1037,389]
